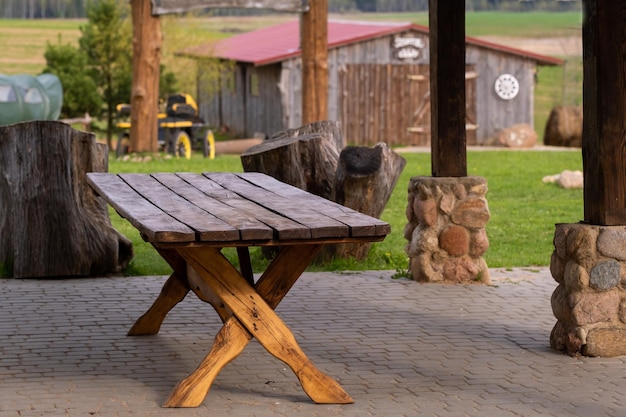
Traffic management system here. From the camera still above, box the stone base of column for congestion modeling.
[550,222,626,357]
[404,176,490,284]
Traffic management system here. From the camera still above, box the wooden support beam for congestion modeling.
[428,0,467,177]
[301,0,328,124]
[150,0,310,15]
[130,0,161,153]
[582,1,626,225]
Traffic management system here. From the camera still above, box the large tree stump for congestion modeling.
[241,122,403,261]
[320,143,406,260]
[241,120,343,200]
[273,120,345,150]
[0,121,133,278]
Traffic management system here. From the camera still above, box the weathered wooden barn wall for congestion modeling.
[199,63,283,137]
[267,29,535,146]
[198,64,245,136]
[466,45,536,143]
[196,23,555,146]
[245,64,284,136]
[279,30,437,145]
[336,63,477,146]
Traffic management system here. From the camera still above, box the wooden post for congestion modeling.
[301,0,328,124]
[428,0,467,177]
[582,1,626,225]
[130,0,161,153]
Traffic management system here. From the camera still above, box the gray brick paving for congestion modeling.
[1,268,626,416]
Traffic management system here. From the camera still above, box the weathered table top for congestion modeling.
[87,172,390,247]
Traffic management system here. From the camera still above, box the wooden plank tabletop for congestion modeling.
[236,172,391,236]
[87,172,390,246]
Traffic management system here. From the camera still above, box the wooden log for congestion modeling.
[130,0,161,153]
[273,119,345,150]
[301,0,329,124]
[241,120,342,201]
[0,121,133,278]
[321,142,406,260]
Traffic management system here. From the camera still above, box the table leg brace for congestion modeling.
[163,245,353,407]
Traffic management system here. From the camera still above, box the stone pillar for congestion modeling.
[404,176,490,284]
[550,223,626,357]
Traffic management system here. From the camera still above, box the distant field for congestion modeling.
[0,12,583,140]
[338,11,582,37]
[0,11,583,75]
[0,19,83,75]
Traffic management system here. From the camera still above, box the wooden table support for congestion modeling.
[164,244,352,407]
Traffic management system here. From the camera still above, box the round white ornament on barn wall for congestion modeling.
[494,74,519,100]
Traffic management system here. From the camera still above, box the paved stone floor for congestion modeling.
[2,267,626,417]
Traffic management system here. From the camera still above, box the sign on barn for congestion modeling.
[392,37,425,60]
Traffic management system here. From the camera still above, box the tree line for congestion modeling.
[1,0,580,18]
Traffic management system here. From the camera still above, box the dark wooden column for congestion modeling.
[582,1,626,225]
[301,0,328,124]
[428,0,467,177]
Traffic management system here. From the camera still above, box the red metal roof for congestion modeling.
[186,19,563,67]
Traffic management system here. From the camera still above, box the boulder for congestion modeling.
[544,106,583,147]
[497,123,537,148]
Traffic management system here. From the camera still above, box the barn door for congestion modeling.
[338,63,477,146]
[339,64,425,146]
[407,64,477,145]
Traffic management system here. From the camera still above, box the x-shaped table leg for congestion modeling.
[162,244,353,408]
[127,248,230,335]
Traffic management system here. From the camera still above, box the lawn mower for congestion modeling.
[115,93,214,159]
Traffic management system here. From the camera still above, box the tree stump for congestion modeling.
[320,143,406,260]
[272,120,345,150]
[241,121,403,262]
[241,120,343,200]
[0,121,133,278]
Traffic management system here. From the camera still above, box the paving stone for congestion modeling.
[1,269,626,416]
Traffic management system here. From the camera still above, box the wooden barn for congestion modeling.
[182,19,563,146]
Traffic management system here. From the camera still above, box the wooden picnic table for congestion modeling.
[86,172,390,408]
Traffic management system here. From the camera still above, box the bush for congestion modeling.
[42,42,102,118]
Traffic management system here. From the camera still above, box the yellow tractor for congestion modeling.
[115,93,214,159]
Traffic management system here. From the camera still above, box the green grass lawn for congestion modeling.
[108,149,583,276]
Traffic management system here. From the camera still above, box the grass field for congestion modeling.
[340,10,582,37]
[0,12,583,74]
[0,19,83,74]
